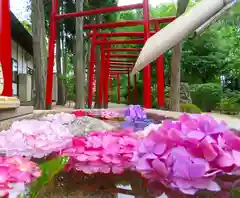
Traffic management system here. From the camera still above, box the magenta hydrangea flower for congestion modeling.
[62,129,139,174]
[136,113,240,195]
[0,156,41,197]
[0,119,73,158]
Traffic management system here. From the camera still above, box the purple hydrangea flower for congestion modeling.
[122,105,152,132]
[124,105,147,122]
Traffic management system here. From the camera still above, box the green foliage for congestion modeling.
[232,188,240,198]
[190,83,223,112]
[22,20,32,33]
[217,97,240,115]
[217,89,240,115]
[62,74,75,102]
[180,103,201,113]
[223,89,240,104]
[28,156,69,198]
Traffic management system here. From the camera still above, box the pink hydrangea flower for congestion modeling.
[0,119,73,158]
[136,113,240,195]
[0,156,41,197]
[100,110,121,120]
[62,129,139,174]
[71,110,90,117]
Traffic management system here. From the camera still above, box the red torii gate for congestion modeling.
[0,0,12,96]
[86,25,172,108]
[45,0,174,109]
[0,0,171,110]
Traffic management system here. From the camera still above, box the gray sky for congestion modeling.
[10,0,176,21]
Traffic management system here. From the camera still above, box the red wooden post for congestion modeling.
[117,74,120,104]
[89,32,155,37]
[0,0,12,96]
[109,77,113,102]
[109,54,138,58]
[96,39,144,45]
[105,48,142,52]
[143,0,152,108]
[128,71,131,104]
[88,29,97,108]
[155,23,165,107]
[110,62,134,65]
[134,75,138,104]
[84,17,175,30]
[45,0,58,109]
[56,3,143,19]
[99,37,106,107]
[104,44,110,108]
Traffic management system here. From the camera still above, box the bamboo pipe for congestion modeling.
[131,0,234,75]
[190,0,236,39]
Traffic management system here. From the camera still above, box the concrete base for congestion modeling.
[0,106,34,121]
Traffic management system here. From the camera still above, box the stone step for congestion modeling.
[0,106,34,121]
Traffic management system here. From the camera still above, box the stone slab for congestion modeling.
[0,96,20,109]
[0,106,33,121]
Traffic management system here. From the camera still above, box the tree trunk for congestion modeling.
[31,0,47,109]
[75,0,85,109]
[94,15,102,109]
[169,44,182,111]
[56,23,65,105]
[62,28,67,104]
[85,16,94,107]
[169,0,189,111]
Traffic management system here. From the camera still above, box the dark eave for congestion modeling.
[11,12,33,55]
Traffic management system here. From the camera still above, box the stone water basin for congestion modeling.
[0,108,240,198]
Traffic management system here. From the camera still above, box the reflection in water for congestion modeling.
[117,185,134,198]
[36,169,240,198]
[37,171,155,198]
[35,166,240,198]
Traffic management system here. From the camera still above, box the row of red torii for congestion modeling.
[0,0,175,109]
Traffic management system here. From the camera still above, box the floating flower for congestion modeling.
[100,110,122,120]
[0,156,41,197]
[121,119,153,132]
[124,105,147,122]
[62,129,139,174]
[0,119,73,158]
[136,123,162,138]
[121,105,153,132]
[72,110,90,117]
[136,113,240,195]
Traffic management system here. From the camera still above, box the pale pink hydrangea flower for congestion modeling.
[40,112,76,124]
[0,119,73,158]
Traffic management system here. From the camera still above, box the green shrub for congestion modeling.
[223,89,240,104]
[180,103,201,113]
[190,83,223,112]
[217,97,240,115]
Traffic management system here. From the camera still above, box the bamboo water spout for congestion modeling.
[131,0,235,75]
